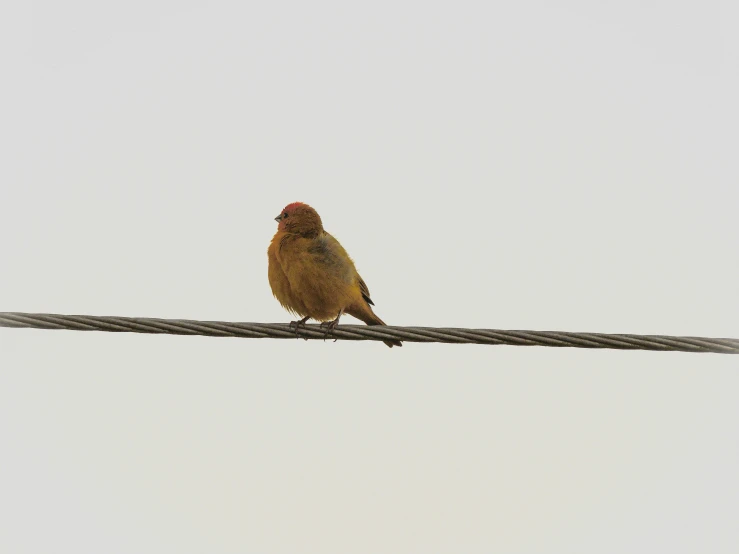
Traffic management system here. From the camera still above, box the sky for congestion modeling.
[1,1,738,552]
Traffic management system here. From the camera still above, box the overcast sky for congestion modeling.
[1,1,738,552]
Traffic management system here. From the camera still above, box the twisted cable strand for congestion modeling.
[0,312,737,354]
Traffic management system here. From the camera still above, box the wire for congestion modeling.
[1,312,737,353]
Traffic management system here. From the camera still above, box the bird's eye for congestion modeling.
[283,212,288,218]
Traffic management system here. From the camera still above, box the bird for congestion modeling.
[268,202,402,348]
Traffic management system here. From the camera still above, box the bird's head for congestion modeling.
[274,202,324,236]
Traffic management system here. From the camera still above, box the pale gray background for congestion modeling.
[1,1,738,552]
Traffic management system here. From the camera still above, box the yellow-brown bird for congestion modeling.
[268,202,401,348]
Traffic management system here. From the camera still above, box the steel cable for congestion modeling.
[1,312,737,354]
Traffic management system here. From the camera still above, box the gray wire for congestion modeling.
[1,312,737,354]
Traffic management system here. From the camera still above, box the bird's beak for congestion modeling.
[274,214,283,222]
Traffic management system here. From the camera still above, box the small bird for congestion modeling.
[268,202,401,348]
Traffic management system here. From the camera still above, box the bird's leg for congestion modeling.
[320,309,343,342]
[289,316,310,340]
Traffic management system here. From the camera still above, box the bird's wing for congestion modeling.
[357,275,374,306]
[310,232,375,306]
[306,234,345,269]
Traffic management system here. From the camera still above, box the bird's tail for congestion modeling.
[349,306,402,348]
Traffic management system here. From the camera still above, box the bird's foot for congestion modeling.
[289,316,310,340]
[320,311,343,342]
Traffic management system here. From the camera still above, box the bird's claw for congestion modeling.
[320,320,339,342]
[289,316,310,340]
